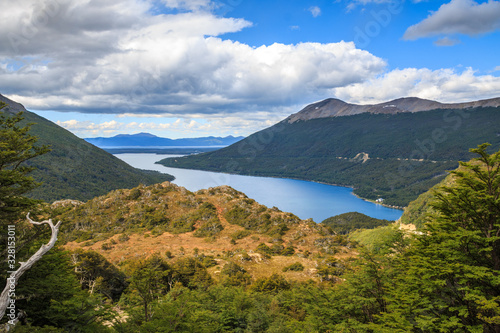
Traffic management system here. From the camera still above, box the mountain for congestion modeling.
[0,94,174,202]
[286,96,500,122]
[157,96,500,207]
[85,132,244,148]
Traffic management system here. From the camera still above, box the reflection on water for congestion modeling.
[115,153,403,222]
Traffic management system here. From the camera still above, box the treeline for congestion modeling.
[321,212,391,235]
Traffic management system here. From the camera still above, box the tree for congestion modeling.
[71,249,127,302]
[0,214,61,327]
[221,262,252,287]
[251,273,290,293]
[0,103,50,222]
[127,255,172,322]
[375,144,500,332]
[10,244,110,332]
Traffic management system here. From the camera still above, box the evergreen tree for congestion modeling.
[0,103,50,222]
[376,144,500,332]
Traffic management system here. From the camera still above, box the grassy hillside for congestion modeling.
[158,107,500,206]
[46,181,357,281]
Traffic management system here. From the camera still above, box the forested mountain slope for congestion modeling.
[159,101,500,206]
[0,94,173,202]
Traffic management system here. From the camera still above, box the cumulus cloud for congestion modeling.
[1,0,499,139]
[332,67,500,104]
[0,0,387,117]
[309,6,321,17]
[404,0,500,40]
[56,110,287,138]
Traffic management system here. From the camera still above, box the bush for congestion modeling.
[127,188,141,200]
[251,273,290,293]
[282,262,304,272]
[118,233,130,242]
[101,243,113,251]
[231,229,252,240]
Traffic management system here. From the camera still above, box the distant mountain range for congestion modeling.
[158,96,500,207]
[0,94,174,202]
[85,133,244,148]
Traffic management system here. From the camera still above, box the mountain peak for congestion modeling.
[0,94,28,114]
[286,96,500,123]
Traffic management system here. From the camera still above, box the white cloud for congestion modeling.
[332,67,500,104]
[404,0,500,40]
[0,0,387,117]
[309,6,321,17]
[56,109,289,138]
[1,0,499,139]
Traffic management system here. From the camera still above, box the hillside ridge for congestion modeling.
[0,93,174,202]
[286,96,500,123]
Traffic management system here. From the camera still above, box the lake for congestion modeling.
[115,153,403,222]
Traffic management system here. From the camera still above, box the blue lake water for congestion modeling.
[115,153,403,223]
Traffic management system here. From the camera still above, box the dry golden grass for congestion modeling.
[61,183,358,282]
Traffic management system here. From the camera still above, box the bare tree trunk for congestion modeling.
[0,213,61,329]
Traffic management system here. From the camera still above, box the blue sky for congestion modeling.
[1,0,499,138]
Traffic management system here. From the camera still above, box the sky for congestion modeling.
[1,0,500,139]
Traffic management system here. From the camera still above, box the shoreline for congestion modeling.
[154,158,406,212]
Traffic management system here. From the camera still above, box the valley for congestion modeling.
[2,95,500,332]
[115,153,403,222]
[3,1,500,330]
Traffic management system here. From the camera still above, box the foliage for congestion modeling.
[251,273,291,293]
[71,249,128,302]
[379,143,500,331]
[13,246,111,332]
[321,212,391,234]
[0,106,50,222]
[225,205,299,236]
[326,144,500,332]
[349,225,403,254]
[230,229,252,240]
[220,262,252,287]
[125,254,172,322]
[282,262,304,272]
[192,202,224,237]
[171,257,213,290]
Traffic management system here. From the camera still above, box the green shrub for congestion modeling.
[282,262,305,272]
[230,229,252,240]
